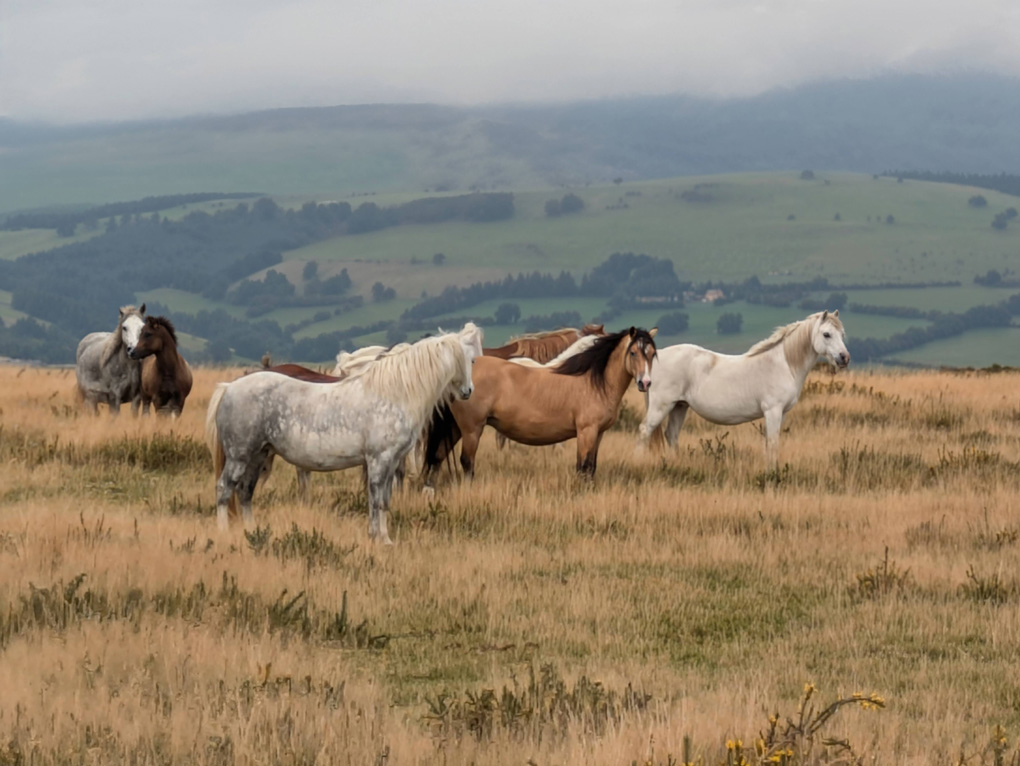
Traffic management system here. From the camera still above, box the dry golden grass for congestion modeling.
[3,364,1020,764]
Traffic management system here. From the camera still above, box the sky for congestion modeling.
[3,0,1020,124]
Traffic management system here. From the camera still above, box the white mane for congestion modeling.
[508,333,600,368]
[343,330,471,426]
[746,311,844,368]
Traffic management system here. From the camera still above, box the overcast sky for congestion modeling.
[3,0,1019,124]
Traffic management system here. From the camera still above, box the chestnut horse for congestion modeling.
[484,324,604,363]
[423,327,657,486]
[262,363,342,383]
[129,316,193,416]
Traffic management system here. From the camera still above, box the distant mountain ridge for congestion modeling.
[3,73,1020,213]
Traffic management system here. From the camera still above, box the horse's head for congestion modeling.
[812,310,850,369]
[625,326,658,393]
[119,303,146,357]
[454,322,484,400]
[129,315,166,360]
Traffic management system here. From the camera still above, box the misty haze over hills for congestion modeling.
[2,74,1019,214]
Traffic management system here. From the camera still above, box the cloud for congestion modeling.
[3,0,1020,123]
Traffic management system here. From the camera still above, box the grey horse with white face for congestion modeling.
[75,304,146,415]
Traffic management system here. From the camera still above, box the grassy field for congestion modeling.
[3,363,1020,763]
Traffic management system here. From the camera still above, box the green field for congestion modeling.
[8,171,1020,366]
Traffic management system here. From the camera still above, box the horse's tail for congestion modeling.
[422,401,462,481]
[205,383,238,517]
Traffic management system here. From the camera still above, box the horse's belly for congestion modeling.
[491,417,575,446]
[690,397,764,425]
[272,431,366,471]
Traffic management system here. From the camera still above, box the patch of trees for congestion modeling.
[523,311,582,333]
[655,311,689,335]
[717,313,743,334]
[851,303,1014,362]
[884,171,1020,198]
[991,208,1018,230]
[494,303,521,324]
[0,317,77,364]
[401,270,580,321]
[799,292,848,312]
[0,192,265,233]
[544,193,585,217]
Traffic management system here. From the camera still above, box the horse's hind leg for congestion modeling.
[366,455,398,544]
[235,457,266,530]
[295,468,311,503]
[664,402,690,448]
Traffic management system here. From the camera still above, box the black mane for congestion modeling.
[553,327,655,392]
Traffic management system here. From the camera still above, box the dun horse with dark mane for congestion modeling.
[129,316,194,416]
[423,326,656,485]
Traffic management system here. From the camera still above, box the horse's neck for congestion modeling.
[152,341,182,374]
[601,340,635,401]
[99,330,125,368]
[781,322,818,384]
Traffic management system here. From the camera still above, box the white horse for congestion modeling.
[206,323,483,543]
[637,310,849,466]
[75,304,146,415]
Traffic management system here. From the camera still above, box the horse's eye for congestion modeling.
[823,332,831,339]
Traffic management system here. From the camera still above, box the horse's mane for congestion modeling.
[147,316,178,345]
[344,327,474,425]
[509,333,600,368]
[508,326,577,343]
[553,327,654,393]
[100,305,143,367]
[746,312,845,361]
[580,323,605,336]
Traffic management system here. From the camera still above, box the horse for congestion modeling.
[128,316,194,417]
[422,326,657,486]
[206,322,484,543]
[75,304,146,415]
[484,324,605,363]
[262,363,343,384]
[637,310,849,466]
[494,331,606,451]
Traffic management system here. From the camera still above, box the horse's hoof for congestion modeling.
[421,485,436,498]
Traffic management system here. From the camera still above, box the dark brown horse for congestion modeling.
[484,324,605,363]
[129,316,193,416]
[423,327,657,486]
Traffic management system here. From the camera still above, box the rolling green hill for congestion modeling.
[4,171,1020,367]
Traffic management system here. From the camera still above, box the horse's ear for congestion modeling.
[140,303,146,315]
[649,327,658,339]
[628,326,636,337]
[821,310,829,321]
[832,309,839,317]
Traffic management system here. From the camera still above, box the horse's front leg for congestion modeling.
[576,426,603,478]
[637,392,675,452]
[763,407,783,469]
[459,425,484,479]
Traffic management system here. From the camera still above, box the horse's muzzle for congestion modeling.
[459,388,473,400]
[837,353,851,368]
[636,380,650,393]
